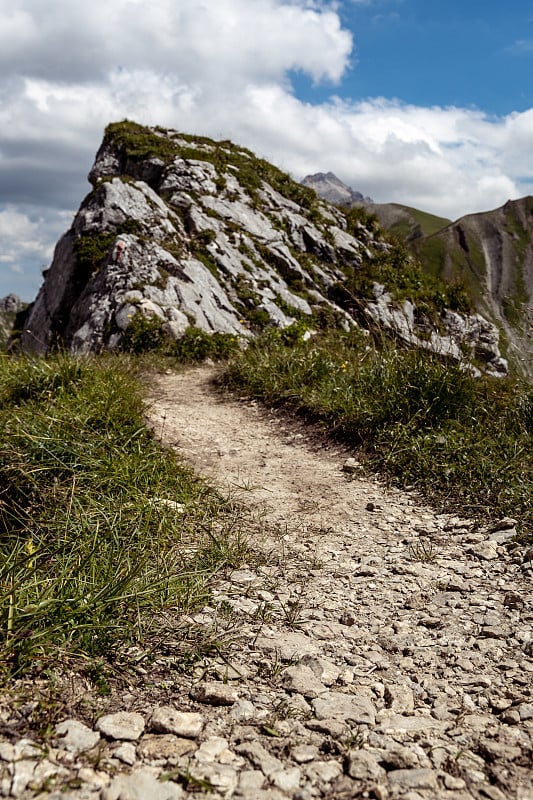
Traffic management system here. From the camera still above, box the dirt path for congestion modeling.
[141,366,533,800]
[146,365,411,531]
[3,366,531,800]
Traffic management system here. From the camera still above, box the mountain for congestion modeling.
[303,172,532,377]
[18,122,507,377]
[301,172,373,207]
[413,199,533,378]
[365,203,452,241]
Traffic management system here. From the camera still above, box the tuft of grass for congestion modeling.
[0,352,247,678]
[223,328,533,543]
[122,315,241,362]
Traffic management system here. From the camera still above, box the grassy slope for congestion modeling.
[367,203,451,240]
[223,328,533,544]
[0,352,247,679]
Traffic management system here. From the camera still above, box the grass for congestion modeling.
[0,351,248,680]
[223,327,533,543]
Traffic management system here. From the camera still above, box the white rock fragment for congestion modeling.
[190,681,239,706]
[150,707,204,738]
[96,712,145,741]
[55,719,101,754]
[103,767,183,800]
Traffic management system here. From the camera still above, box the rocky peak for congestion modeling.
[19,121,507,376]
[301,172,373,207]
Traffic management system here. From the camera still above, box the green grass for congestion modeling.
[398,206,451,238]
[223,328,533,543]
[0,352,247,679]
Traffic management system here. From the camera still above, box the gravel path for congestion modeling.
[1,366,531,799]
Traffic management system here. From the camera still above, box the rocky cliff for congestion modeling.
[303,172,532,378]
[19,122,507,376]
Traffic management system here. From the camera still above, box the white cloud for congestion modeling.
[0,0,352,85]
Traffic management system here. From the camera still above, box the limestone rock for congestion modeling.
[103,767,183,800]
[312,692,376,725]
[95,712,145,741]
[18,122,509,378]
[149,707,204,738]
[55,719,100,754]
[190,681,239,705]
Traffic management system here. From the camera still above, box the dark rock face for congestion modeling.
[20,122,507,375]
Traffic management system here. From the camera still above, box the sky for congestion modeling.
[2,0,533,301]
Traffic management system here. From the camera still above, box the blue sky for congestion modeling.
[1,0,533,301]
[336,0,533,115]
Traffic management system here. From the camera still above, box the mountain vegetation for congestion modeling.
[304,171,533,379]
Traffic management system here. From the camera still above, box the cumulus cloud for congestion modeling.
[1,0,533,299]
[0,206,72,298]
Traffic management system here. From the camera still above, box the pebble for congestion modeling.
[95,712,145,741]
[190,681,239,706]
[149,707,204,738]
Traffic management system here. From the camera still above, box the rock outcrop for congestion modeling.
[19,122,507,375]
[0,294,25,349]
[414,199,533,379]
[303,172,531,377]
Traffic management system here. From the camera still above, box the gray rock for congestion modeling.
[377,713,448,734]
[96,712,145,741]
[312,692,376,725]
[387,767,439,791]
[281,664,327,698]
[238,769,266,793]
[271,767,301,792]
[291,745,319,764]
[384,684,415,714]
[254,631,319,661]
[235,741,284,780]
[149,707,204,738]
[229,700,256,721]
[55,719,100,754]
[190,681,239,705]
[346,750,386,781]
[111,742,137,766]
[188,763,238,795]
[103,767,183,800]
[466,541,499,560]
[304,760,343,784]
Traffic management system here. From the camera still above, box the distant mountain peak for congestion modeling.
[301,172,373,207]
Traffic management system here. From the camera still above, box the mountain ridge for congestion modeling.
[16,122,508,377]
[302,172,533,377]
